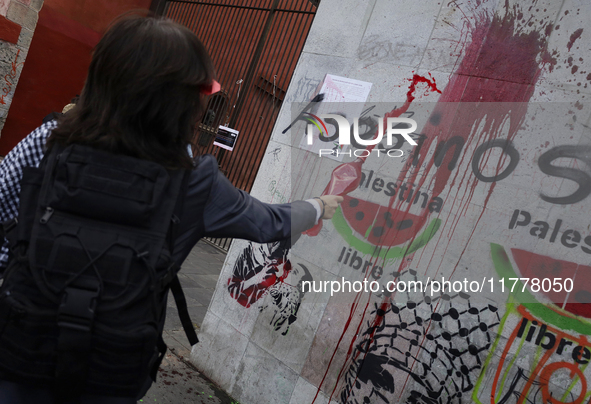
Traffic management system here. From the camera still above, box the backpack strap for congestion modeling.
[145,168,198,387]
[167,170,200,346]
[54,281,100,399]
[170,275,199,345]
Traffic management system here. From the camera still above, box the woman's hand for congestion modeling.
[315,195,344,220]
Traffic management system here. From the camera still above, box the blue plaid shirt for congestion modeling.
[0,121,56,272]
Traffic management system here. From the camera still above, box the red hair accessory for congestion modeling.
[201,80,221,95]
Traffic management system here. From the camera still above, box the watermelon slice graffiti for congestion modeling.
[303,74,443,255]
[333,196,441,260]
[473,244,591,404]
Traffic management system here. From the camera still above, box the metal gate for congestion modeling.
[154,0,318,250]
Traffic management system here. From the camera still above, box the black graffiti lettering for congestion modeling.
[508,209,530,229]
[319,113,344,142]
[377,133,406,152]
[471,139,519,182]
[282,93,324,134]
[360,104,377,118]
[434,136,465,170]
[538,145,591,205]
[350,115,379,149]
[411,134,428,167]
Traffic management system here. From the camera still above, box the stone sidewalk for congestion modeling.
[139,240,238,404]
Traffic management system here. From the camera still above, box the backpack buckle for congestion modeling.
[57,286,99,334]
[55,285,100,396]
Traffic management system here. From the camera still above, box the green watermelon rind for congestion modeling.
[490,243,591,335]
[332,206,441,260]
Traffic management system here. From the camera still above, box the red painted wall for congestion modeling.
[0,0,151,156]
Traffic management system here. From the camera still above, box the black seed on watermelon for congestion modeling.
[407,301,416,309]
[489,305,498,312]
[479,322,488,331]
[349,198,359,207]
[400,322,407,329]
[391,305,399,314]
[355,211,364,221]
[410,339,418,346]
[468,307,480,315]
[424,296,432,304]
[383,212,394,228]
[468,345,479,355]
[396,220,413,230]
[372,227,384,237]
[459,328,469,337]
[431,313,442,321]
[442,332,451,341]
[449,308,459,319]
[376,309,386,316]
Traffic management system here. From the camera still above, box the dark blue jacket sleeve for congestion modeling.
[203,163,316,241]
[172,155,316,264]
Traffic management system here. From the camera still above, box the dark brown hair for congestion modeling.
[48,15,215,169]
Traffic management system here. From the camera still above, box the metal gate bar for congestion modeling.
[161,0,318,250]
[225,6,313,191]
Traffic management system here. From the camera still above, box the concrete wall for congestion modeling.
[193,0,591,403]
[0,0,43,140]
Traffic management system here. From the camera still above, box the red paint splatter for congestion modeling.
[310,74,441,404]
[227,259,292,308]
[304,73,441,237]
[315,0,569,401]
[567,28,583,51]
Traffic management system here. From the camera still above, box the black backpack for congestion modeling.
[0,144,198,399]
